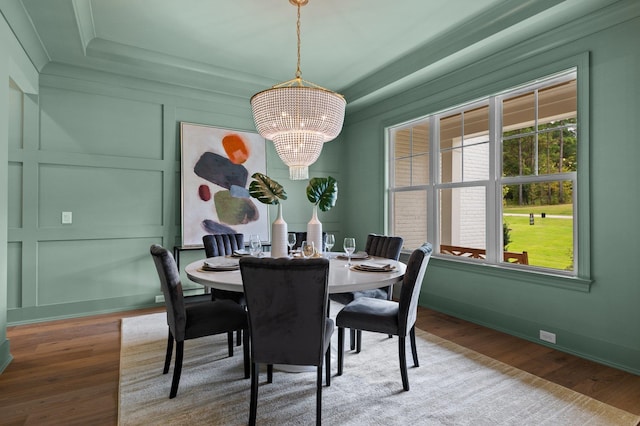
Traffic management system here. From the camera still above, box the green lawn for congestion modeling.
[503,212,573,271]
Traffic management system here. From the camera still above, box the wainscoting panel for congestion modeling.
[36,237,159,306]
[6,243,22,310]
[39,86,163,159]
[38,164,163,228]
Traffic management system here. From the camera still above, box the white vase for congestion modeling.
[271,203,288,258]
[307,205,323,255]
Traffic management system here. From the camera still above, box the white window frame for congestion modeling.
[388,68,582,279]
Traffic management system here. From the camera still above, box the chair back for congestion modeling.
[398,243,433,336]
[291,231,326,250]
[365,234,403,260]
[150,244,187,341]
[240,257,330,366]
[203,233,244,257]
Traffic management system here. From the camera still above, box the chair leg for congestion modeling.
[399,336,409,391]
[356,330,362,353]
[249,362,259,426]
[243,327,250,379]
[169,341,184,399]
[236,329,242,346]
[387,287,394,339]
[316,364,323,426]
[227,331,234,357]
[337,327,344,376]
[325,344,331,386]
[349,328,356,350]
[267,364,273,383]
[163,330,173,374]
[410,326,419,367]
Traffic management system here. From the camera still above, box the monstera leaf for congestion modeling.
[306,176,338,212]
[248,172,287,205]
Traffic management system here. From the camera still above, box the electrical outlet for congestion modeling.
[539,330,556,344]
[62,211,72,224]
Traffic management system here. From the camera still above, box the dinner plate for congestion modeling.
[336,252,370,260]
[202,260,240,271]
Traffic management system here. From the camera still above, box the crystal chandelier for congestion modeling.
[250,0,346,180]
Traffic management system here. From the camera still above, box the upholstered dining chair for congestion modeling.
[203,233,246,346]
[336,242,432,391]
[150,244,249,399]
[290,231,326,251]
[202,233,245,304]
[239,257,332,426]
[331,233,404,351]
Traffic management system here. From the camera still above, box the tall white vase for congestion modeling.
[271,203,288,258]
[307,205,323,255]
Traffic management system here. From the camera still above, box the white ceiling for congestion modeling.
[4,0,618,110]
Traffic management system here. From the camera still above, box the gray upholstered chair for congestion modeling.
[202,233,245,304]
[203,233,246,346]
[150,244,249,399]
[290,231,326,251]
[239,257,332,426]
[203,232,244,257]
[336,242,432,391]
[331,233,404,350]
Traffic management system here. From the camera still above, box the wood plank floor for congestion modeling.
[1,305,639,425]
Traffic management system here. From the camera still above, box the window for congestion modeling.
[388,70,578,275]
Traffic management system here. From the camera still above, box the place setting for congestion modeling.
[334,237,396,272]
[228,249,250,258]
[350,261,397,273]
[336,252,370,261]
[336,237,370,263]
[199,258,240,272]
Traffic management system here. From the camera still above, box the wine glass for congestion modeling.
[249,234,262,257]
[302,241,315,258]
[287,233,297,256]
[324,234,335,257]
[343,237,356,267]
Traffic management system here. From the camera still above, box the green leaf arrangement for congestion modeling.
[306,176,338,212]
[248,172,287,205]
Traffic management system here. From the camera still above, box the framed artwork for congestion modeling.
[180,122,268,247]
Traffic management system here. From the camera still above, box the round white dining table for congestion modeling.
[185,253,406,294]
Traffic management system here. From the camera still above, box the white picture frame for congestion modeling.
[180,122,268,247]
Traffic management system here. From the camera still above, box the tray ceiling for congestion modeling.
[2,0,617,109]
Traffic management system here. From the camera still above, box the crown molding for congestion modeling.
[0,0,50,71]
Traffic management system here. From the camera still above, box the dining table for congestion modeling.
[185,252,406,373]
[185,252,406,295]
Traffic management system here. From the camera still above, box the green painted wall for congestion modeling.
[341,5,640,373]
[4,64,345,326]
[0,13,39,373]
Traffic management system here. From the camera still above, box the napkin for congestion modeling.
[231,249,249,257]
[337,251,369,260]
[353,261,395,272]
[202,259,240,271]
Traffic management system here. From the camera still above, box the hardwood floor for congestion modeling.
[1,305,639,425]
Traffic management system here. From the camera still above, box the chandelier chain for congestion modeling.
[296,3,302,79]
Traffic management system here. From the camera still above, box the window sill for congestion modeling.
[422,254,592,293]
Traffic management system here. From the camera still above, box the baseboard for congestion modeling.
[0,338,13,375]
[421,293,640,376]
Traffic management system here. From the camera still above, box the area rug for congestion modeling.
[119,305,639,426]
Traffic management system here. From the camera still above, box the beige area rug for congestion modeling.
[119,304,640,426]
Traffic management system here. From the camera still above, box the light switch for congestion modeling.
[62,211,73,224]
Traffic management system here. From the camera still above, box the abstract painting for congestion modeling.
[180,122,268,247]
